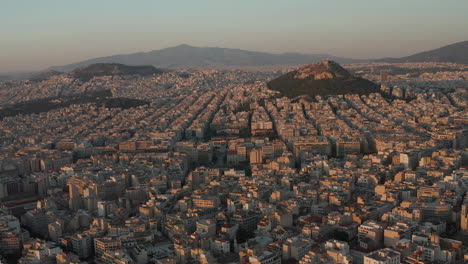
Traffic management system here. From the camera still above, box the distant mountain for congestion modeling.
[379,40,468,64]
[0,71,39,82]
[50,44,363,72]
[29,70,63,82]
[267,60,380,98]
[0,75,10,82]
[68,63,163,81]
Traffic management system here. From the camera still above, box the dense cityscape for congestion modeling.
[0,58,466,264]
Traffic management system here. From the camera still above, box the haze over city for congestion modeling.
[0,1,467,264]
[2,0,468,72]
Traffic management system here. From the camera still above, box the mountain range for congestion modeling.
[48,41,468,72]
[1,40,467,81]
[49,44,361,72]
[379,40,468,64]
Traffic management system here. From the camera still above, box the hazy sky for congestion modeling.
[1,0,468,72]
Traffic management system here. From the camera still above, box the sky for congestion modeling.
[1,0,468,72]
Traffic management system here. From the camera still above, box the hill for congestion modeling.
[30,70,63,82]
[379,40,468,64]
[68,63,163,81]
[267,60,380,98]
[0,89,148,120]
[50,44,363,72]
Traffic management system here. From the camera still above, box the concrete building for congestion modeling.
[282,237,313,261]
[364,248,400,264]
[94,237,122,257]
[0,213,23,255]
[72,234,93,259]
[358,221,384,250]
[384,222,414,248]
[461,204,468,232]
[196,219,216,238]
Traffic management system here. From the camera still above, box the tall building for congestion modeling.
[174,243,190,264]
[94,237,122,257]
[68,180,84,210]
[358,221,384,250]
[21,208,53,237]
[461,204,468,232]
[249,147,263,164]
[293,137,331,158]
[71,234,93,259]
[48,221,63,243]
[364,248,400,264]
[187,168,210,188]
[240,248,281,264]
[97,201,115,218]
[335,138,361,157]
[56,252,83,264]
[380,69,389,82]
[231,211,261,233]
[282,237,313,261]
[324,239,352,264]
[0,176,22,199]
[192,195,220,209]
[196,219,216,238]
[97,250,135,264]
[384,222,414,248]
[0,213,24,255]
[420,204,451,223]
